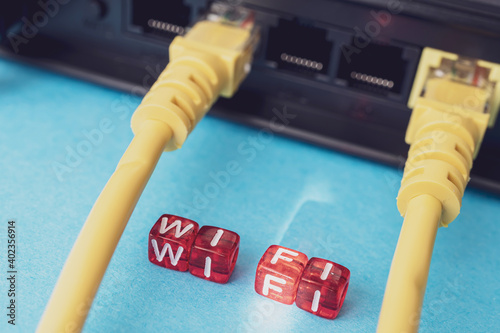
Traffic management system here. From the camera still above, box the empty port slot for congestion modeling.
[266,19,332,77]
[337,41,407,95]
[131,0,190,38]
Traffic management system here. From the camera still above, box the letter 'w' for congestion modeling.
[159,218,193,238]
[151,239,184,266]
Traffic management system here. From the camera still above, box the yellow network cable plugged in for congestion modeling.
[37,18,259,333]
[378,48,500,333]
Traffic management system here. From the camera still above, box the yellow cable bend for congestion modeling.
[377,194,441,333]
[37,20,257,332]
[37,120,172,333]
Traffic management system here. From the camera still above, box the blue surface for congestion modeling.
[0,58,499,332]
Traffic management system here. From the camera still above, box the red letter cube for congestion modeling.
[255,245,308,305]
[188,226,240,283]
[295,257,350,319]
[148,214,199,272]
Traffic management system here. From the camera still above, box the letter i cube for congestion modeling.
[189,226,240,283]
[255,245,308,304]
[295,257,350,319]
[148,214,199,271]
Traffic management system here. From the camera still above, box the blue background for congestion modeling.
[0,58,499,332]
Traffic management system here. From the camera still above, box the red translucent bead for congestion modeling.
[148,214,199,272]
[188,226,240,283]
[295,257,350,319]
[255,245,308,305]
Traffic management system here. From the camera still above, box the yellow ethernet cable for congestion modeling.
[377,48,500,333]
[37,17,259,333]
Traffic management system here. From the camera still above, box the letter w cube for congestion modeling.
[148,214,199,271]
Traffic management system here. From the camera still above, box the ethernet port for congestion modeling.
[337,41,408,96]
[266,19,332,77]
[131,0,191,38]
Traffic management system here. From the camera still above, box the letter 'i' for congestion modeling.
[189,225,240,283]
[204,229,224,277]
